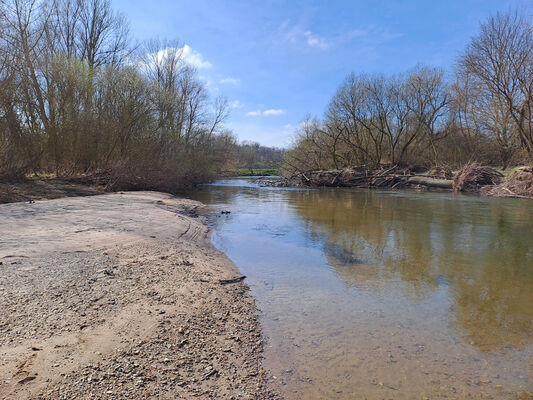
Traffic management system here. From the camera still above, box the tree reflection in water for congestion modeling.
[188,179,533,399]
[288,189,533,352]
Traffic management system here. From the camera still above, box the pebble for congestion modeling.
[0,204,282,400]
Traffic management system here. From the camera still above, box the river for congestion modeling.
[187,177,533,399]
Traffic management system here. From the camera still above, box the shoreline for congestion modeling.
[284,165,533,199]
[0,192,280,399]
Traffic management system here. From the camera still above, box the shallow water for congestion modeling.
[187,178,533,399]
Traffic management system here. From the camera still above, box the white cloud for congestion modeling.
[181,44,212,69]
[220,77,240,85]
[230,100,244,109]
[303,31,328,49]
[247,109,285,116]
[281,24,401,54]
[286,27,328,50]
[263,109,285,115]
[143,45,212,71]
[283,122,307,132]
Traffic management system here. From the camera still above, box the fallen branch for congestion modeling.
[219,275,246,285]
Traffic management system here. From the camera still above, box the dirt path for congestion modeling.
[0,192,279,399]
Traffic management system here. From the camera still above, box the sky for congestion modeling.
[113,0,531,148]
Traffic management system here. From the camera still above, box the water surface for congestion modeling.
[188,178,533,399]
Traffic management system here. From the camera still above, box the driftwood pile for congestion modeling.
[291,165,454,190]
[482,167,533,198]
[288,163,531,198]
[452,163,503,192]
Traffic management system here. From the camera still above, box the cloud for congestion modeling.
[281,23,401,54]
[143,45,212,71]
[344,26,403,42]
[199,76,211,85]
[220,77,240,85]
[181,44,212,69]
[345,29,369,39]
[263,109,285,115]
[303,31,328,49]
[286,27,329,50]
[283,122,307,132]
[230,100,244,109]
[247,109,285,116]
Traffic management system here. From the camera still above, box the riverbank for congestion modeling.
[0,192,279,399]
[0,177,104,204]
[286,164,533,198]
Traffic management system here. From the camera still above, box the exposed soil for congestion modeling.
[0,192,280,399]
[0,178,103,204]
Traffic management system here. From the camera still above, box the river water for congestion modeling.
[187,178,533,399]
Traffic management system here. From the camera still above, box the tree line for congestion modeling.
[0,0,238,190]
[284,10,533,175]
[237,141,285,170]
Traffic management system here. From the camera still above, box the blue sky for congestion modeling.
[113,0,531,147]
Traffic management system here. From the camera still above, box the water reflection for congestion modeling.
[188,179,533,399]
[287,189,533,352]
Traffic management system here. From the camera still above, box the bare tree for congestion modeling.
[322,68,449,167]
[77,0,129,68]
[459,10,533,156]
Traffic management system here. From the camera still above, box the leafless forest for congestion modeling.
[0,0,248,190]
[284,10,533,174]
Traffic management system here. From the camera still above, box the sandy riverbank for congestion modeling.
[0,192,279,399]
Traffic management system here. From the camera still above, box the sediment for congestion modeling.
[0,192,280,399]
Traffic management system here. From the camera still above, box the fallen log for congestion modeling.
[406,176,453,189]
